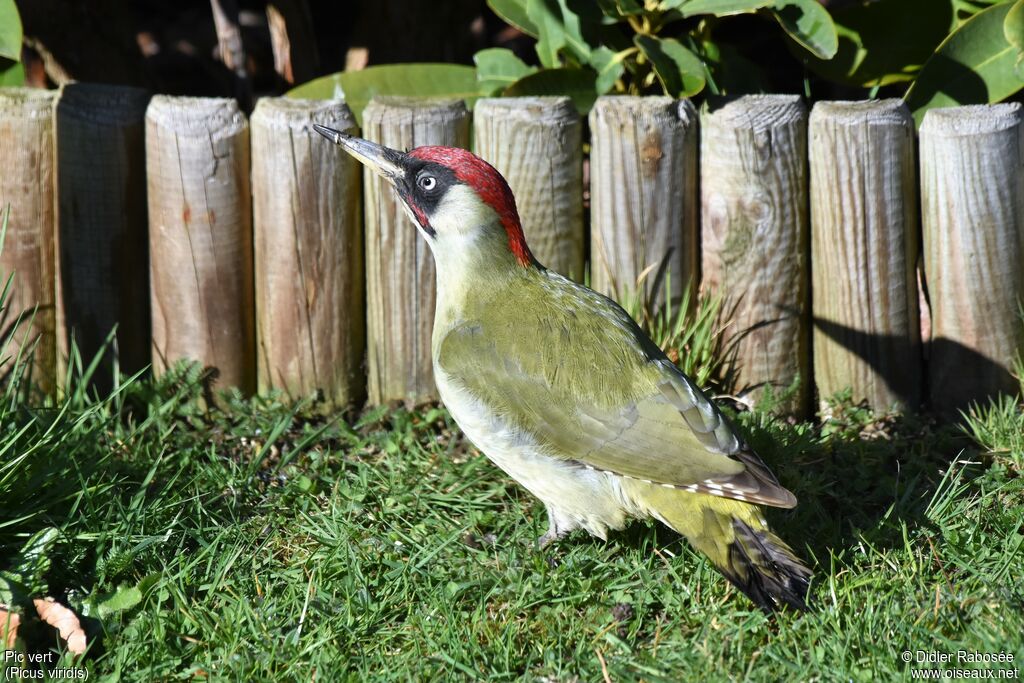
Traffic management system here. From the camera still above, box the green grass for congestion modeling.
[2,207,1022,680]
[1,361,1022,682]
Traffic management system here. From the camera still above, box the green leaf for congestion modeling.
[529,0,568,67]
[1007,0,1024,48]
[488,0,539,37]
[504,68,597,114]
[1006,0,1024,78]
[770,0,838,60]
[672,0,773,18]
[16,528,58,569]
[14,527,57,594]
[905,1,1024,124]
[800,0,956,87]
[94,584,143,618]
[0,0,23,62]
[618,0,644,14]
[589,45,627,93]
[700,40,771,94]
[634,35,707,97]
[528,0,596,67]
[136,572,162,598]
[954,0,1005,24]
[596,0,643,16]
[0,575,21,606]
[80,579,147,619]
[287,64,479,127]
[0,58,23,86]
[0,528,59,604]
[475,48,537,95]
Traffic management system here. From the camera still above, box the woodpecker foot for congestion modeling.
[536,529,565,549]
[536,507,574,549]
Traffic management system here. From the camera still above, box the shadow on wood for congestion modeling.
[813,316,1018,414]
[809,99,920,412]
[55,84,151,394]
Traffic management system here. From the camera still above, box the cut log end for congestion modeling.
[145,95,247,137]
[704,94,805,128]
[920,103,1022,136]
[252,97,357,133]
[810,99,911,127]
[476,96,578,122]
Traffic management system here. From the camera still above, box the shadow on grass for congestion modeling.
[541,396,977,588]
[741,406,972,563]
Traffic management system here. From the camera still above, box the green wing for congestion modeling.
[437,281,796,508]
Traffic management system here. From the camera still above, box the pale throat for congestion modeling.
[414,185,524,325]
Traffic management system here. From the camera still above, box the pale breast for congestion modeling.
[433,364,636,538]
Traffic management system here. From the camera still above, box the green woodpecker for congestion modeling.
[315,125,811,612]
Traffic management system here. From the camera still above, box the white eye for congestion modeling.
[418,175,437,192]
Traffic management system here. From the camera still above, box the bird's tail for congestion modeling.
[633,485,812,612]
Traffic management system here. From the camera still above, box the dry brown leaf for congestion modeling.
[33,598,87,655]
[1,608,21,648]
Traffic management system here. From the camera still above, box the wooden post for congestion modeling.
[809,99,920,412]
[589,96,698,309]
[362,97,469,406]
[474,97,584,279]
[54,83,151,392]
[0,88,57,395]
[701,95,810,415]
[145,95,255,392]
[920,104,1024,412]
[251,97,364,409]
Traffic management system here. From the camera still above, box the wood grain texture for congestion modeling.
[0,88,58,394]
[54,83,150,392]
[809,99,920,412]
[146,96,255,392]
[251,97,364,409]
[474,97,583,278]
[701,95,809,415]
[920,104,1024,413]
[362,97,469,405]
[589,96,698,308]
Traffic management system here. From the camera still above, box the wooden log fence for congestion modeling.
[589,96,699,310]
[0,88,57,395]
[0,85,1021,418]
[701,95,809,415]
[54,83,150,393]
[145,95,255,393]
[809,99,921,413]
[474,97,584,279]
[361,97,470,407]
[920,104,1024,415]
[251,97,364,410]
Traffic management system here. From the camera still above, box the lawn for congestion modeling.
[2,205,1022,681]
[2,356,1022,682]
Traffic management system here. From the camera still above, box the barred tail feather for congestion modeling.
[632,484,812,612]
[720,518,811,612]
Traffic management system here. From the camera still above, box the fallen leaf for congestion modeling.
[33,598,86,655]
[1,607,20,648]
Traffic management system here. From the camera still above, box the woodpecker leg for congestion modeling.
[537,521,564,549]
[537,505,575,548]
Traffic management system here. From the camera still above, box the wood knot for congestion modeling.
[640,132,664,178]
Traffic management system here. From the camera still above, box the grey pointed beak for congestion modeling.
[312,124,406,182]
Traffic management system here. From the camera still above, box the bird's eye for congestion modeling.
[418,175,437,192]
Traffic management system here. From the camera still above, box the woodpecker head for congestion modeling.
[314,125,535,271]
